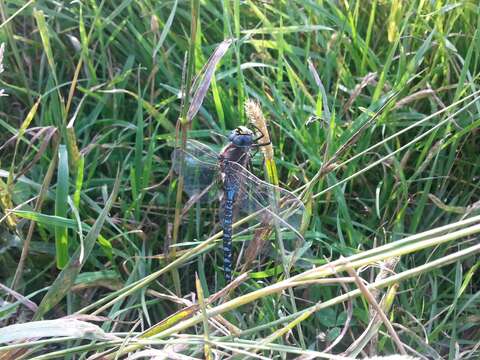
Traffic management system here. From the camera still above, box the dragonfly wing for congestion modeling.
[225,162,307,252]
[172,140,221,201]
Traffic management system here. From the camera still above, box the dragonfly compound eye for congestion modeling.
[231,133,253,147]
[229,127,254,147]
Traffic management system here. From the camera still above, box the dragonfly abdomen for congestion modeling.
[222,188,236,283]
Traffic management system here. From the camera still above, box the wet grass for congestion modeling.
[0,0,479,359]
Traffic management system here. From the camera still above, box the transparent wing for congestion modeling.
[224,161,309,258]
[171,140,221,201]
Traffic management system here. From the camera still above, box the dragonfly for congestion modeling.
[172,126,308,283]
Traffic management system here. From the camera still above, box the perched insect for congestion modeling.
[172,126,308,282]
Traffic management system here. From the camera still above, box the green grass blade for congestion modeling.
[54,145,69,269]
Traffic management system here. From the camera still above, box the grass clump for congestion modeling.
[0,1,479,359]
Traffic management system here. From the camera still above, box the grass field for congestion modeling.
[1,0,479,359]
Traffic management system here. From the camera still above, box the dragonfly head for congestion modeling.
[228,126,254,148]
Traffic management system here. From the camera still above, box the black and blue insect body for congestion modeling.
[173,126,307,283]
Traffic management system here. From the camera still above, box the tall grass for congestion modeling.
[0,1,479,359]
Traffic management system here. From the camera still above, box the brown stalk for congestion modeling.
[10,138,59,291]
[344,262,407,355]
[369,257,400,355]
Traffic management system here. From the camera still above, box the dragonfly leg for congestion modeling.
[248,123,263,135]
[249,123,272,147]
[252,139,271,148]
[249,147,260,160]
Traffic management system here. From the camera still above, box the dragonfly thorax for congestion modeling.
[228,126,254,147]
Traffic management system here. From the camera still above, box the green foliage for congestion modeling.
[0,0,479,358]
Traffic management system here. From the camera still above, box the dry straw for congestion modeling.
[244,99,278,185]
[245,99,273,160]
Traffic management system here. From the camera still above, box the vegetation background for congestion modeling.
[0,0,479,359]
